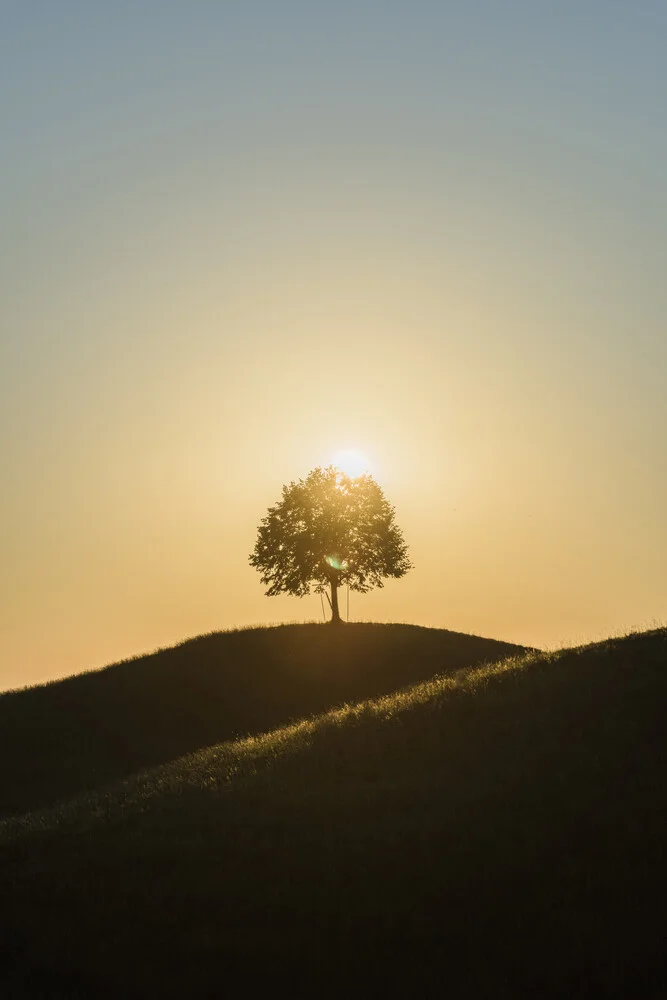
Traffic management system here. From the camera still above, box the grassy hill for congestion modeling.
[0,622,525,818]
[1,626,666,997]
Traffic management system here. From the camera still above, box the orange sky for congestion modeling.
[2,3,666,691]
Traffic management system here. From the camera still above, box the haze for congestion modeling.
[2,2,666,691]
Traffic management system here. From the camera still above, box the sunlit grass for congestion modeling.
[1,625,665,997]
[0,636,623,843]
[0,621,525,820]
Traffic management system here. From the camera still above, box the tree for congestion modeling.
[249,466,412,623]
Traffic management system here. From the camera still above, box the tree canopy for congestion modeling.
[249,466,412,623]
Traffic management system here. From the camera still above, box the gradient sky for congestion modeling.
[2,1,666,691]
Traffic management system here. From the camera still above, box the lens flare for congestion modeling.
[325,555,348,570]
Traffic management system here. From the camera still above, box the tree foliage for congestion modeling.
[249,466,412,621]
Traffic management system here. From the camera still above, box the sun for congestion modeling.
[331,448,371,478]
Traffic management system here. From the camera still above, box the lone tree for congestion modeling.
[249,466,412,623]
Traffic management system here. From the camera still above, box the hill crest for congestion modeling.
[0,621,528,818]
[1,628,665,997]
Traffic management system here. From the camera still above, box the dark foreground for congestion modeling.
[1,626,665,997]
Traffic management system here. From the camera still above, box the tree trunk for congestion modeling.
[330,578,342,624]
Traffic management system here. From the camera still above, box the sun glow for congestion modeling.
[331,449,371,478]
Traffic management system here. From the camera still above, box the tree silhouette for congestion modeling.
[250,466,412,623]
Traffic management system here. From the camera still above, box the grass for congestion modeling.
[1,625,666,997]
[0,621,527,818]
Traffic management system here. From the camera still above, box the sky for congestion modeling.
[2,1,666,691]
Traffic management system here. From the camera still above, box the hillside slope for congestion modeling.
[1,628,665,997]
[0,622,526,817]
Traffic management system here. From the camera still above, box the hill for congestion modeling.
[0,622,526,818]
[1,627,665,997]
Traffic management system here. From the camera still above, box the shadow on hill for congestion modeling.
[0,622,527,818]
[1,628,666,998]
